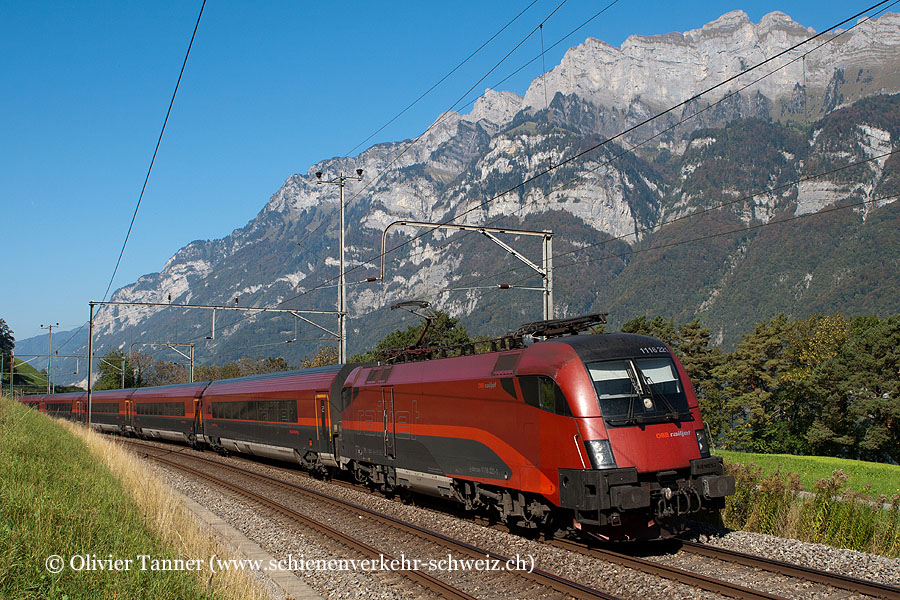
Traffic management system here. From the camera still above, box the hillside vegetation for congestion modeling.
[622,312,900,464]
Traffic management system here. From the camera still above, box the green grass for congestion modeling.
[8,358,47,389]
[0,396,213,599]
[715,449,900,497]
[3,359,83,394]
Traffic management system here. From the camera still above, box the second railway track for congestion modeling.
[124,437,900,600]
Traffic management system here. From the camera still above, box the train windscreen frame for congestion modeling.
[586,357,692,426]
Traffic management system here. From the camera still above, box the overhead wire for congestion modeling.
[209,0,581,340]
[552,192,900,274]
[441,149,900,292]
[102,0,207,301]
[292,0,541,263]
[342,0,541,159]
[277,0,894,311]
[88,0,897,360]
[205,0,893,350]
[412,0,900,291]
[56,0,207,355]
[295,0,623,266]
[347,148,900,328]
[338,0,898,331]
[291,0,571,260]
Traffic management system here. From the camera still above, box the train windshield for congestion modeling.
[586,357,692,426]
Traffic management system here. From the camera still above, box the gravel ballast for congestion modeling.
[132,439,900,599]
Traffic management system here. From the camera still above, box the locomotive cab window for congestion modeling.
[518,375,572,416]
[587,357,692,426]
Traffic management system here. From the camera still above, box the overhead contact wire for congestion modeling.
[283,0,892,309]
[56,0,207,355]
[102,0,207,302]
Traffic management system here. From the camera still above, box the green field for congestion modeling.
[2,358,82,394]
[0,396,212,599]
[7,358,47,389]
[716,449,900,498]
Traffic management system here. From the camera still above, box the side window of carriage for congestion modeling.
[518,375,572,417]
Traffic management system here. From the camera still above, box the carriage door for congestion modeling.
[315,392,330,451]
[125,399,133,428]
[382,386,395,459]
[192,397,203,439]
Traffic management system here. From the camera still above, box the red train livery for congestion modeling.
[21,328,734,540]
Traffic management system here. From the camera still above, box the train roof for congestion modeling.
[556,333,669,363]
[205,364,344,386]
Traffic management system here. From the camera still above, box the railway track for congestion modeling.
[126,439,622,600]
[125,438,900,600]
[676,539,900,600]
[546,538,787,600]
[547,536,900,600]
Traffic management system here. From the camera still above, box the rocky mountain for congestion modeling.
[23,10,900,386]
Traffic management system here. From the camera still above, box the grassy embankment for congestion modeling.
[715,449,900,557]
[0,395,268,599]
[2,358,83,394]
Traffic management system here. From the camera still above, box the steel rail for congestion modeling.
[128,440,621,600]
[140,450,478,600]
[546,538,790,600]
[678,539,900,600]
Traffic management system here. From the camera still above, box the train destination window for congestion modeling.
[587,358,691,426]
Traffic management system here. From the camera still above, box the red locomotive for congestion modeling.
[20,314,733,540]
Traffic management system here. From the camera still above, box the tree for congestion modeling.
[349,311,472,363]
[301,346,338,368]
[0,318,13,388]
[0,318,14,357]
[94,350,152,390]
[839,315,900,463]
[620,315,678,346]
[675,318,726,442]
[780,314,853,457]
[194,356,294,382]
[712,314,794,452]
[143,360,189,387]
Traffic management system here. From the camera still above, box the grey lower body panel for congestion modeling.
[559,457,735,527]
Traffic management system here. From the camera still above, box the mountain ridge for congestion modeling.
[17,10,900,386]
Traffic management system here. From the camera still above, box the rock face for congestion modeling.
[31,11,900,381]
[523,11,900,114]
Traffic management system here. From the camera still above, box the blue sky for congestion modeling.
[2,0,884,341]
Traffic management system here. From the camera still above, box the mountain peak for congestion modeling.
[523,10,897,112]
[462,88,523,126]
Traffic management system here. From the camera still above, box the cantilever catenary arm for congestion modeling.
[379,220,552,280]
[379,220,554,321]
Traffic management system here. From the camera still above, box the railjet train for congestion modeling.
[22,314,734,541]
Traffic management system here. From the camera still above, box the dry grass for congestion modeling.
[61,421,272,600]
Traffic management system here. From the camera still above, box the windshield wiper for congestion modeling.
[605,398,644,426]
[636,370,685,422]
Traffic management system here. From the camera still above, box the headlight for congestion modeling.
[584,439,617,469]
[695,428,710,458]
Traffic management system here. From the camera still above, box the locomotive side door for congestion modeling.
[382,386,395,459]
[315,391,330,451]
